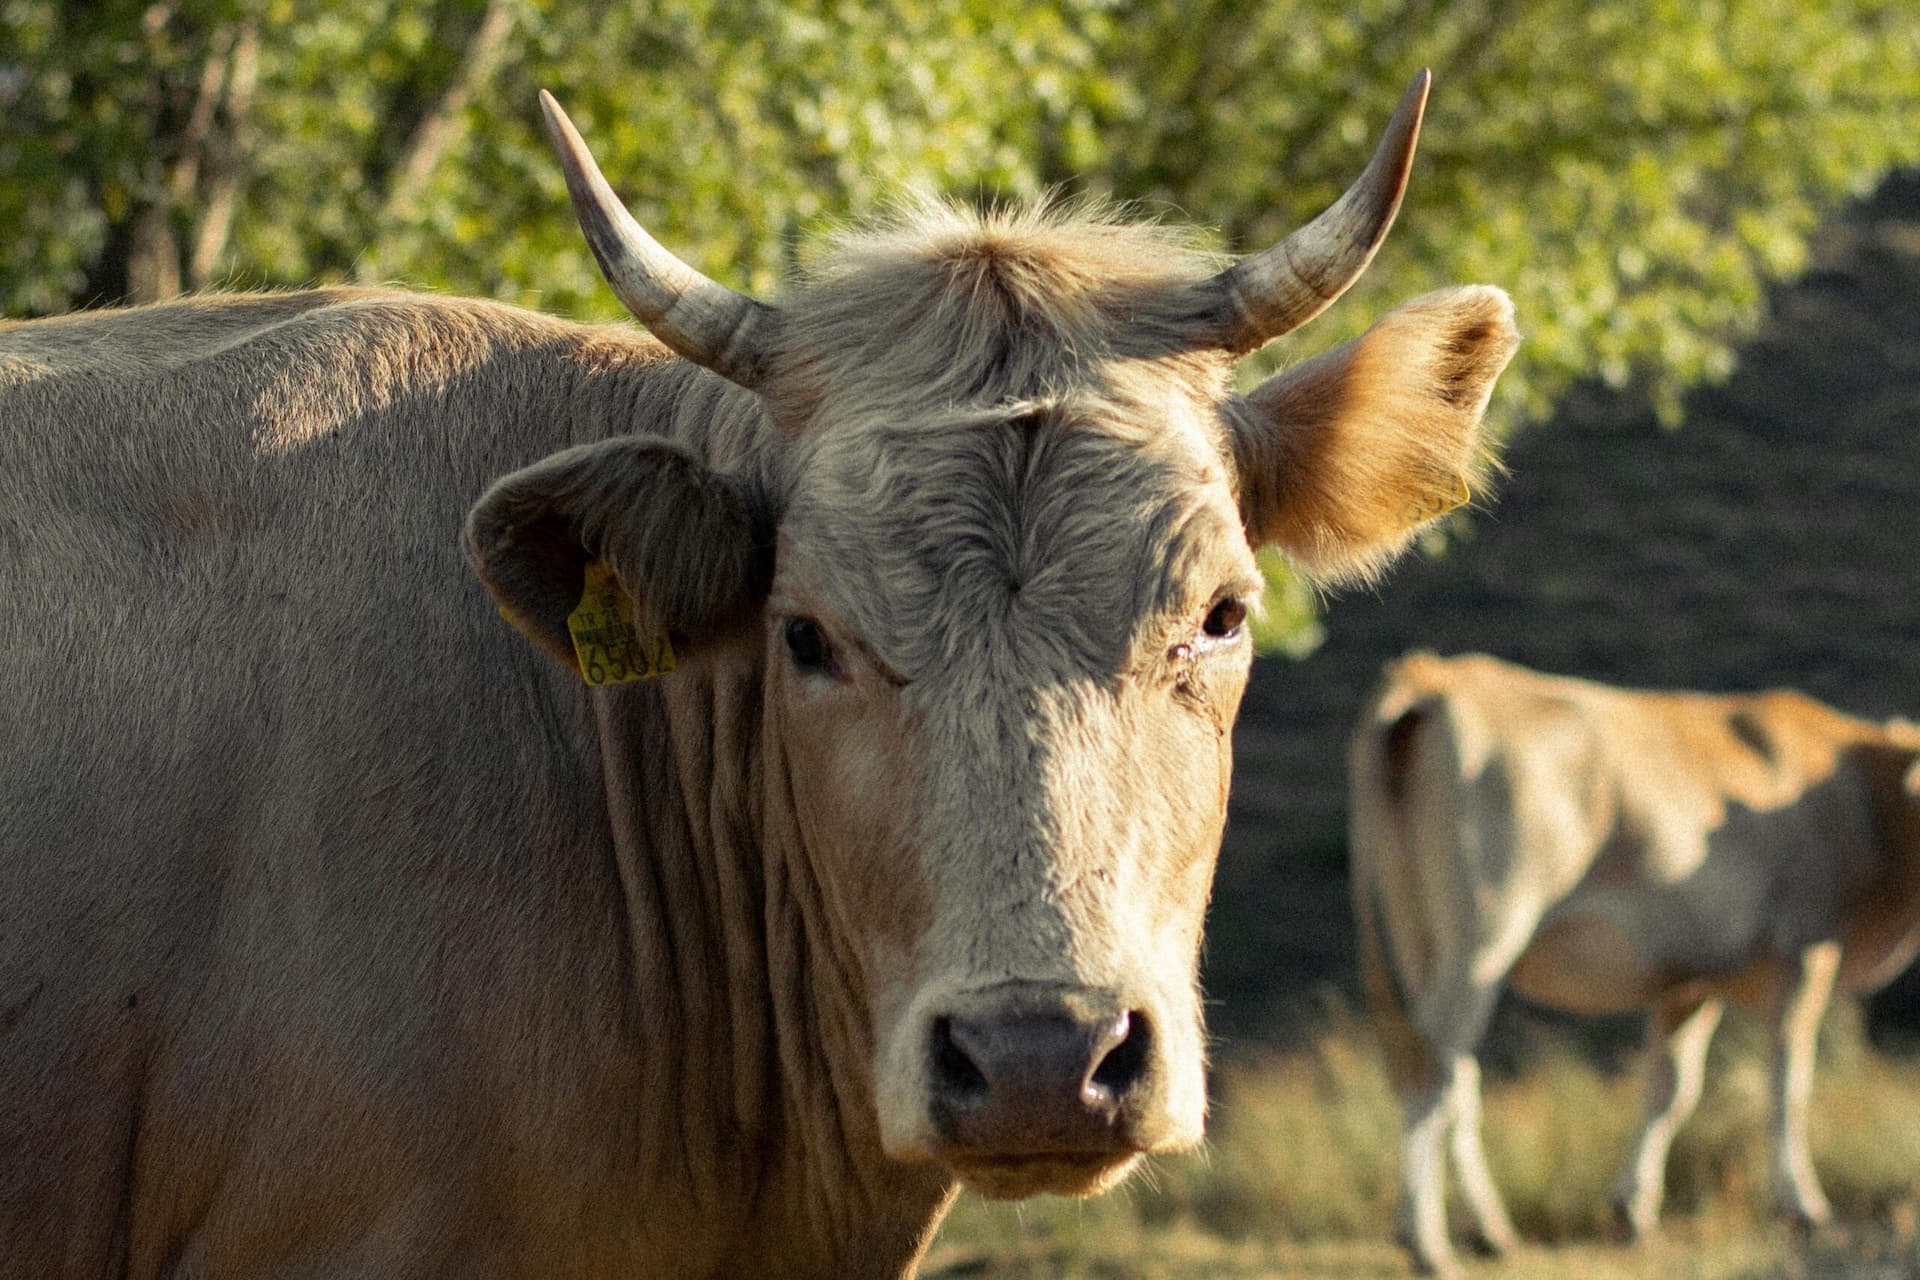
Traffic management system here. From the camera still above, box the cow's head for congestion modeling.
[467,73,1517,1200]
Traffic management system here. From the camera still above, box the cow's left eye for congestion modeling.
[1202,596,1247,639]
[785,617,832,671]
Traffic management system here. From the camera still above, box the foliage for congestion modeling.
[1101,0,1920,429]
[5,0,1918,647]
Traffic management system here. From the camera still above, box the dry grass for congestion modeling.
[923,1002,1920,1279]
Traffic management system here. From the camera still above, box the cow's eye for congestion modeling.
[1202,596,1247,640]
[784,617,832,670]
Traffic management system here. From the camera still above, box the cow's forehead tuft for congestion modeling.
[799,194,1225,293]
[771,197,1234,412]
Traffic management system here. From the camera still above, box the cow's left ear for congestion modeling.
[1226,285,1518,582]
[463,437,774,673]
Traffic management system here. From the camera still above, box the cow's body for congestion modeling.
[0,291,940,1277]
[1,76,1519,1277]
[1351,651,1920,1277]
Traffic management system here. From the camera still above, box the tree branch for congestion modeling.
[374,0,519,227]
[165,20,233,205]
[188,20,260,286]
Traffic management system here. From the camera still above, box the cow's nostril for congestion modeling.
[1087,1009,1151,1105]
[931,1015,988,1104]
[928,997,1167,1158]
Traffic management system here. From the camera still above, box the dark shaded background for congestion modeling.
[1209,167,1920,1055]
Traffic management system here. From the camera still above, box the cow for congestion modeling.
[0,73,1518,1278]
[1351,651,1920,1278]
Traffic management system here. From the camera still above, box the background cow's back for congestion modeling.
[1350,651,1920,1278]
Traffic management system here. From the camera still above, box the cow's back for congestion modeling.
[1364,653,1900,1015]
[1530,672,1885,997]
[0,291,745,1274]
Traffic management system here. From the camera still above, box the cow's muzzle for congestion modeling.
[924,983,1162,1197]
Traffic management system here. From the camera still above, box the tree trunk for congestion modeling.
[369,0,519,234]
[125,206,183,304]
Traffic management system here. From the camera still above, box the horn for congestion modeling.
[539,90,776,388]
[1211,69,1430,353]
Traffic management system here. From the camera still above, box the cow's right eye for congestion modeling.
[1202,596,1248,640]
[784,617,831,671]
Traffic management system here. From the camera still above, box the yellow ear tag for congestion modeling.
[1407,474,1472,527]
[566,562,675,686]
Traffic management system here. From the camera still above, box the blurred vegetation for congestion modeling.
[4,0,1918,646]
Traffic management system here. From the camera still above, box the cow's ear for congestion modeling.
[463,438,774,673]
[1227,285,1518,582]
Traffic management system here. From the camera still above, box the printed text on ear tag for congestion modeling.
[1407,474,1472,526]
[566,561,675,686]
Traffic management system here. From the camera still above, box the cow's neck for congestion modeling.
[589,666,953,1278]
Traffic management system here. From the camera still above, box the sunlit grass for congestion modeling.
[924,1001,1920,1279]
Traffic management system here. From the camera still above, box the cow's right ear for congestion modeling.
[463,438,774,673]
[1226,285,1518,584]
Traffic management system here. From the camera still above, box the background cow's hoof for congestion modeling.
[1402,1250,1464,1280]
[1608,1198,1657,1246]
[1464,1222,1519,1258]
[1774,1177,1834,1240]
[1393,1226,1461,1279]
[1784,1202,1835,1240]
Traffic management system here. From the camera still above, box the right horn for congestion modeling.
[539,90,777,389]
[1209,70,1430,354]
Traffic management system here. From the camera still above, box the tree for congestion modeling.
[0,0,527,308]
[5,0,1917,647]
[0,0,1112,308]
[1089,0,1920,428]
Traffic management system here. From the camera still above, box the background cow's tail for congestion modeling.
[1349,651,1452,1094]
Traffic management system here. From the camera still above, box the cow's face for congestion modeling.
[466,75,1519,1200]
[765,374,1256,1194]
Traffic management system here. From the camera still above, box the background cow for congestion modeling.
[0,77,1517,1278]
[1351,650,1920,1278]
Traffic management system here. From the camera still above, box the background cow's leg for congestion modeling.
[1446,1054,1519,1256]
[1769,940,1840,1230]
[1608,993,1724,1240]
[1396,977,1504,1279]
[1395,1064,1458,1278]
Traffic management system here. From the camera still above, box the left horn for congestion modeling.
[539,90,777,388]
[1209,69,1430,353]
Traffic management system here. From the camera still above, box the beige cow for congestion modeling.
[0,76,1517,1278]
[1352,651,1920,1277]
